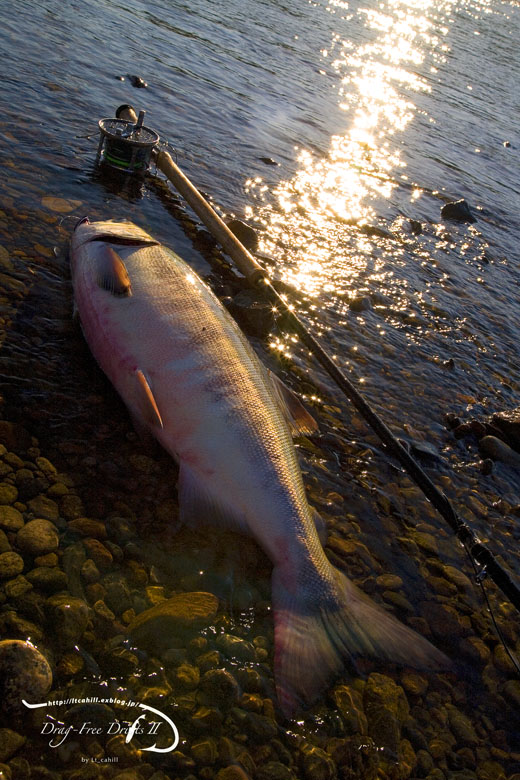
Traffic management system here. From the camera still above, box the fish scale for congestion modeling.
[71,219,449,717]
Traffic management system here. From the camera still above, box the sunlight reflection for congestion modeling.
[246,0,448,300]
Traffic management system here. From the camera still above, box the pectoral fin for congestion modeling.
[267,369,318,436]
[135,369,163,428]
[97,246,132,297]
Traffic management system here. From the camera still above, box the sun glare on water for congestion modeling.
[246,0,452,300]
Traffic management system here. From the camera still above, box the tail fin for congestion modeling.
[272,565,449,717]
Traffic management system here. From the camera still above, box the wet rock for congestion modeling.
[81,559,100,583]
[0,729,25,762]
[45,594,89,648]
[191,705,224,731]
[216,634,256,662]
[259,157,279,166]
[0,506,24,532]
[502,679,520,708]
[491,407,520,450]
[82,538,113,570]
[26,566,68,592]
[127,74,148,88]
[0,640,52,717]
[421,601,464,640]
[0,484,18,504]
[128,591,218,651]
[27,495,59,522]
[226,219,258,252]
[4,575,32,599]
[0,552,24,579]
[59,494,84,520]
[479,436,520,468]
[363,673,408,758]
[375,574,403,591]
[16,518,59,556]
[240,711,277,742]
[349,296,372,312]
[257,762,296,780]
[332,685,367,735]
[191,738,218,765]
[326,735,379,779]
[171,662,200,691]
[400,671,428,697]
[199,668,241,708]
[409,219,423,235]
[0,531,9,554]
[441,199,476,223]
[301,744,336,780]
[0,610,43,642]
[229,290,275,337]
[447,704,478,746]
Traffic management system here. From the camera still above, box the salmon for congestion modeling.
[70,218,448,716]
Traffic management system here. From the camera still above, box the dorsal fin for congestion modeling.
[97,246,132,297]
[267,369,318,436]
[135,369,163,428]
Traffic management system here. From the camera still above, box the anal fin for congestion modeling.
[97,246,132,297]
[178,463,249,534]
[135,369,163,428]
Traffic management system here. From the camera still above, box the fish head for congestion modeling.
[70,219,157,271]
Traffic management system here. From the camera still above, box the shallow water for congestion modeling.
[0,0,520,776]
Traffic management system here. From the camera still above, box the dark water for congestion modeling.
[1,0,520,776]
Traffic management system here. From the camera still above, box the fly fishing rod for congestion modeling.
[97,105,520,615]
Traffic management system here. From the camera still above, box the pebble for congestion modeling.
[0,484,18,504]
[375,574,403,591]
[68,517,107,538]
[0,729,25,763]
[0,552,24,579]
[0,640,52,716]
[199,668,241,708]
[256,762,295,780]
[0,506,24,532]
[45,593,89,647]
[216,767,252,780]
[27,495,59,521]
[82,538,113,570]
[59,494,85,519]
[26,566,68,591]
[16,518,59,555]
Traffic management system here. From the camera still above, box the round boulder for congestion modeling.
[17,519,59,556]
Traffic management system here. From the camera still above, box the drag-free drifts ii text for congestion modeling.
[23,698,180,754]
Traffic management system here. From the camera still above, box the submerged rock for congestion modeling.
[45,594,89,648]
[479,436,520,468]
[128,591,218,651]
[441,199,476,223]
[127,74,148,88]
[0,552,24,579]
[226,219,259,252]
[0,639,52,717]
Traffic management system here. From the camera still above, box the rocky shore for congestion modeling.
[0,417,518,780]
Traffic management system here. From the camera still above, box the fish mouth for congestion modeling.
[74,216,90,230]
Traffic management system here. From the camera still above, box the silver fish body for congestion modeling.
[70,219,447,715]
